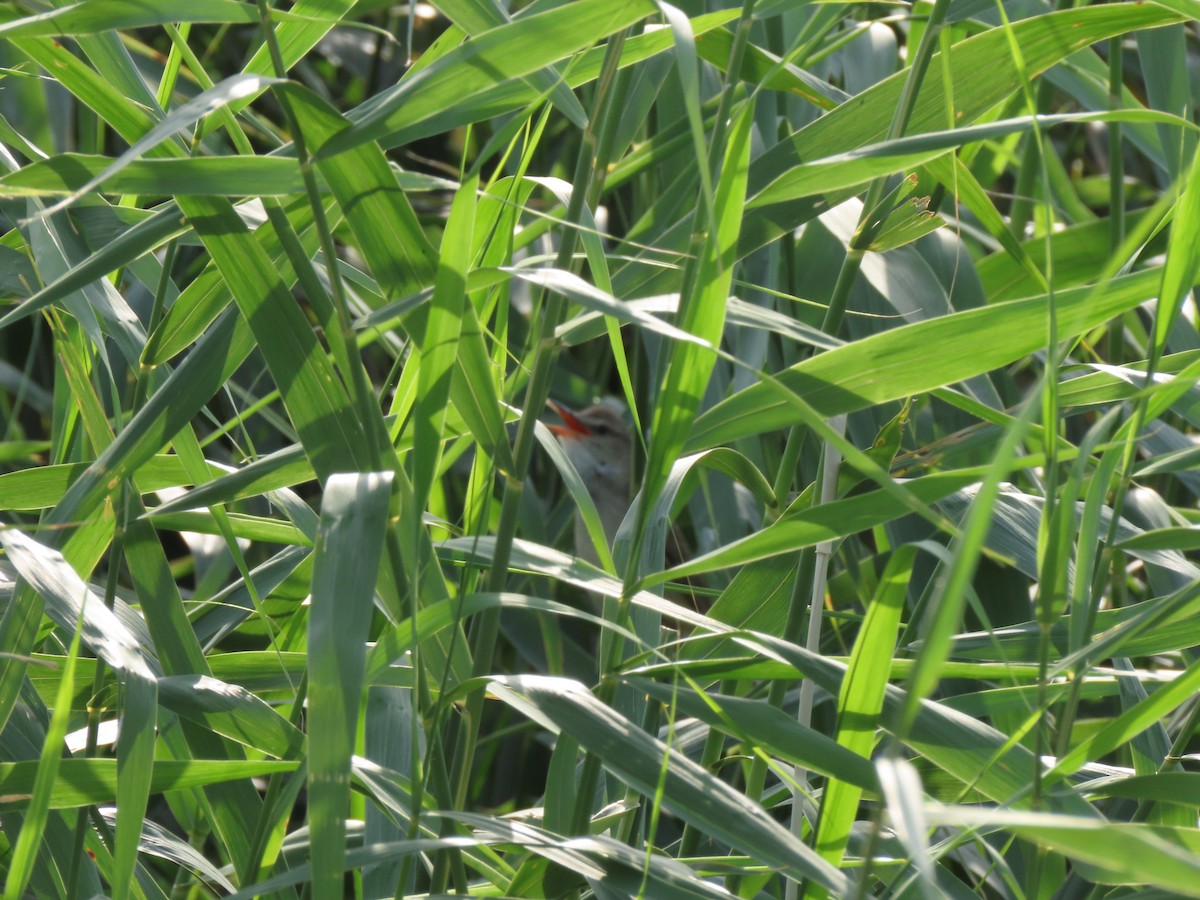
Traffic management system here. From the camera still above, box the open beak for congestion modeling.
[547,400,590,438]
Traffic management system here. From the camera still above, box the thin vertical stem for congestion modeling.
[1107,35,1126,362]
[794,414,845,770]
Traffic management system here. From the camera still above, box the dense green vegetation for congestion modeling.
[2,0,1200,897]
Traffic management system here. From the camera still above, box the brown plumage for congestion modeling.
[548,401,632,565]
[548,402,706,613]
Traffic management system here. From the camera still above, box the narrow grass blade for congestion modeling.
[1153,143,1200,361]
[647,472,978,586]
[0,0,273,37]
[1048,652,1200,782]
[319,0,655,158]
[307,472,393,900]
[413,175,476,507]
[158,675,304,760]
[815,545,916,870]
[689,268,1180,450]
[179,196,373,479]
[1,585,83,900]
[752,111,1192,208]
[31,75,283,221]
[928,807,1200,897]
[0,759,297,809]
[0,202,187,331]
[634,680,878,791]
[0,527,158,900]
[489,674,850,896]
[643,99,754,538]
[280,84,438,299]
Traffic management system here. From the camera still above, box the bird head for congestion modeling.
[547,400,633,500]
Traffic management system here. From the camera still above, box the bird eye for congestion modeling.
[593,423,610,436]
